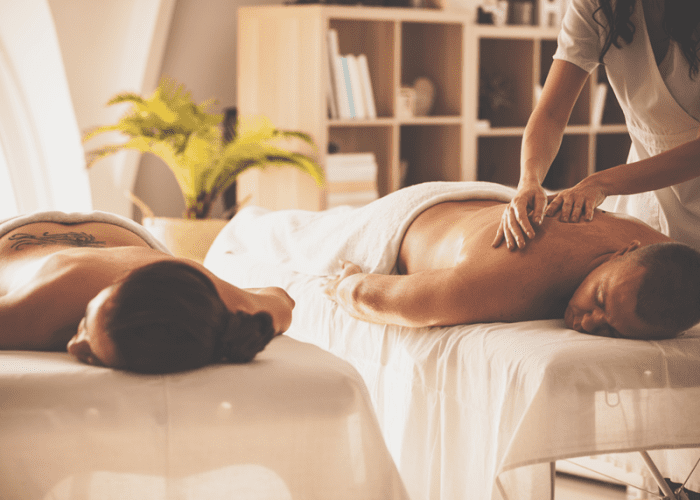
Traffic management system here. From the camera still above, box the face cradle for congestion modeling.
[565,250,661,340]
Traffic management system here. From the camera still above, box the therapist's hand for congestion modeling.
[545,178,607,222]
[493,182,548,250]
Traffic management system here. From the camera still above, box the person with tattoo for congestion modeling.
[0,211,294,374]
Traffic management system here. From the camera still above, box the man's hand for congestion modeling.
[545,178,607,222]
[323,261,363,303]
[492,183,547,250]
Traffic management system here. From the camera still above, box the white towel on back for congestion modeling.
[206,181,516,276]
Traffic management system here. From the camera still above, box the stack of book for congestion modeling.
[325,152,379,208]
[326,29,377,120]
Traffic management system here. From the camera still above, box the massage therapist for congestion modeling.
[493,0,700,252]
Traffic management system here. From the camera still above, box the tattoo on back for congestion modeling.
[9,231,107,250]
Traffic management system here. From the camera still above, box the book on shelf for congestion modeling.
[326,29,376,120]
[357,54,376,119]
[340,56,358,118]
[325,152,378,208]
[325,50,338,119]
[327,29,352,119]
[346,55,366,119]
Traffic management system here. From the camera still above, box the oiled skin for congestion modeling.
[331,200,670,327]
[0,222,292,351]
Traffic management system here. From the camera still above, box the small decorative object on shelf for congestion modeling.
[478,0,508,26]
[413,77,436,117]
[397,87,417,118]
[397,77,435,118]
[477,6,495,24]
[509,0,534,25]
[399,159,409,188]
[476,119,491,130]
[539,0,568,28]
[479,73,514,121]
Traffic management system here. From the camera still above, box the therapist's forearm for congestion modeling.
[586,136,700,196]
[519,106,568,186]
[519,60,589,188]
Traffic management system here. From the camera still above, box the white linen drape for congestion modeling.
[0,0,92,219]
[48,0,176,218]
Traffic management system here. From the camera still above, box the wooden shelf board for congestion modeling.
[474,25,560,40]
[329,116,463,127]
[242,4,472,23]
[476,124,622,137]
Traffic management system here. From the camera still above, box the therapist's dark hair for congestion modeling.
[632,242,700,337]
[102,261,275,374]
[594,0,700,78]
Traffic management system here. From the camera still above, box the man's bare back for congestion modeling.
[326,199,671,329]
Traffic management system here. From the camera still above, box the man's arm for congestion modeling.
[324,263,508,328]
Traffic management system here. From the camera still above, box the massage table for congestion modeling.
[0,336,408,499]
[203,181,700,500]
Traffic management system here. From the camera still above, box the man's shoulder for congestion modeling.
[590,210,672,245]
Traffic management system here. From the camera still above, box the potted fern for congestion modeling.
[84,78,323,261]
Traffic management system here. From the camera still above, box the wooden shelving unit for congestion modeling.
[473,25,631,190]
[236,5,630,210]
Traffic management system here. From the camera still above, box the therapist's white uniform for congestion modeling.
[554,0,700,251]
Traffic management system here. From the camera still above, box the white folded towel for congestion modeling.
[0,210,171,253]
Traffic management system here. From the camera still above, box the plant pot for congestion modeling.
[142,217,228,263]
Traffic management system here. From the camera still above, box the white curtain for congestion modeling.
[47,0,176,218]
[0,0,92,219]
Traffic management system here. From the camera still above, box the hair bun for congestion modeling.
[214,311,275,363]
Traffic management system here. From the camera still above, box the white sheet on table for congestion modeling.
[0,337,408,500]
[205,251,700,500]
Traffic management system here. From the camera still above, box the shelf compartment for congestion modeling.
[595,133,631,172]
[596,71,626,125]
[328,125,393,195]
[402,22,463,117]
[542,134,590,190]
[330,18,395,118]
[539,40,557,86]
[539,39,590,125]
[477,136,522,187]
[400,124,462,186]
[479,37,534,127]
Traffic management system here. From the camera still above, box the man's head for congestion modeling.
[67,260,276,374]
[565,241,700,340]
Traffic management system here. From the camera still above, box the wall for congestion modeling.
[48,0,176,218]
[132,0,282,220]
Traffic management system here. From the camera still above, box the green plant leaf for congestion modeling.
[84,77,322,218]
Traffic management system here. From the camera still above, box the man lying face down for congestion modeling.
[0,213,294,373]
[324,198,700,340]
